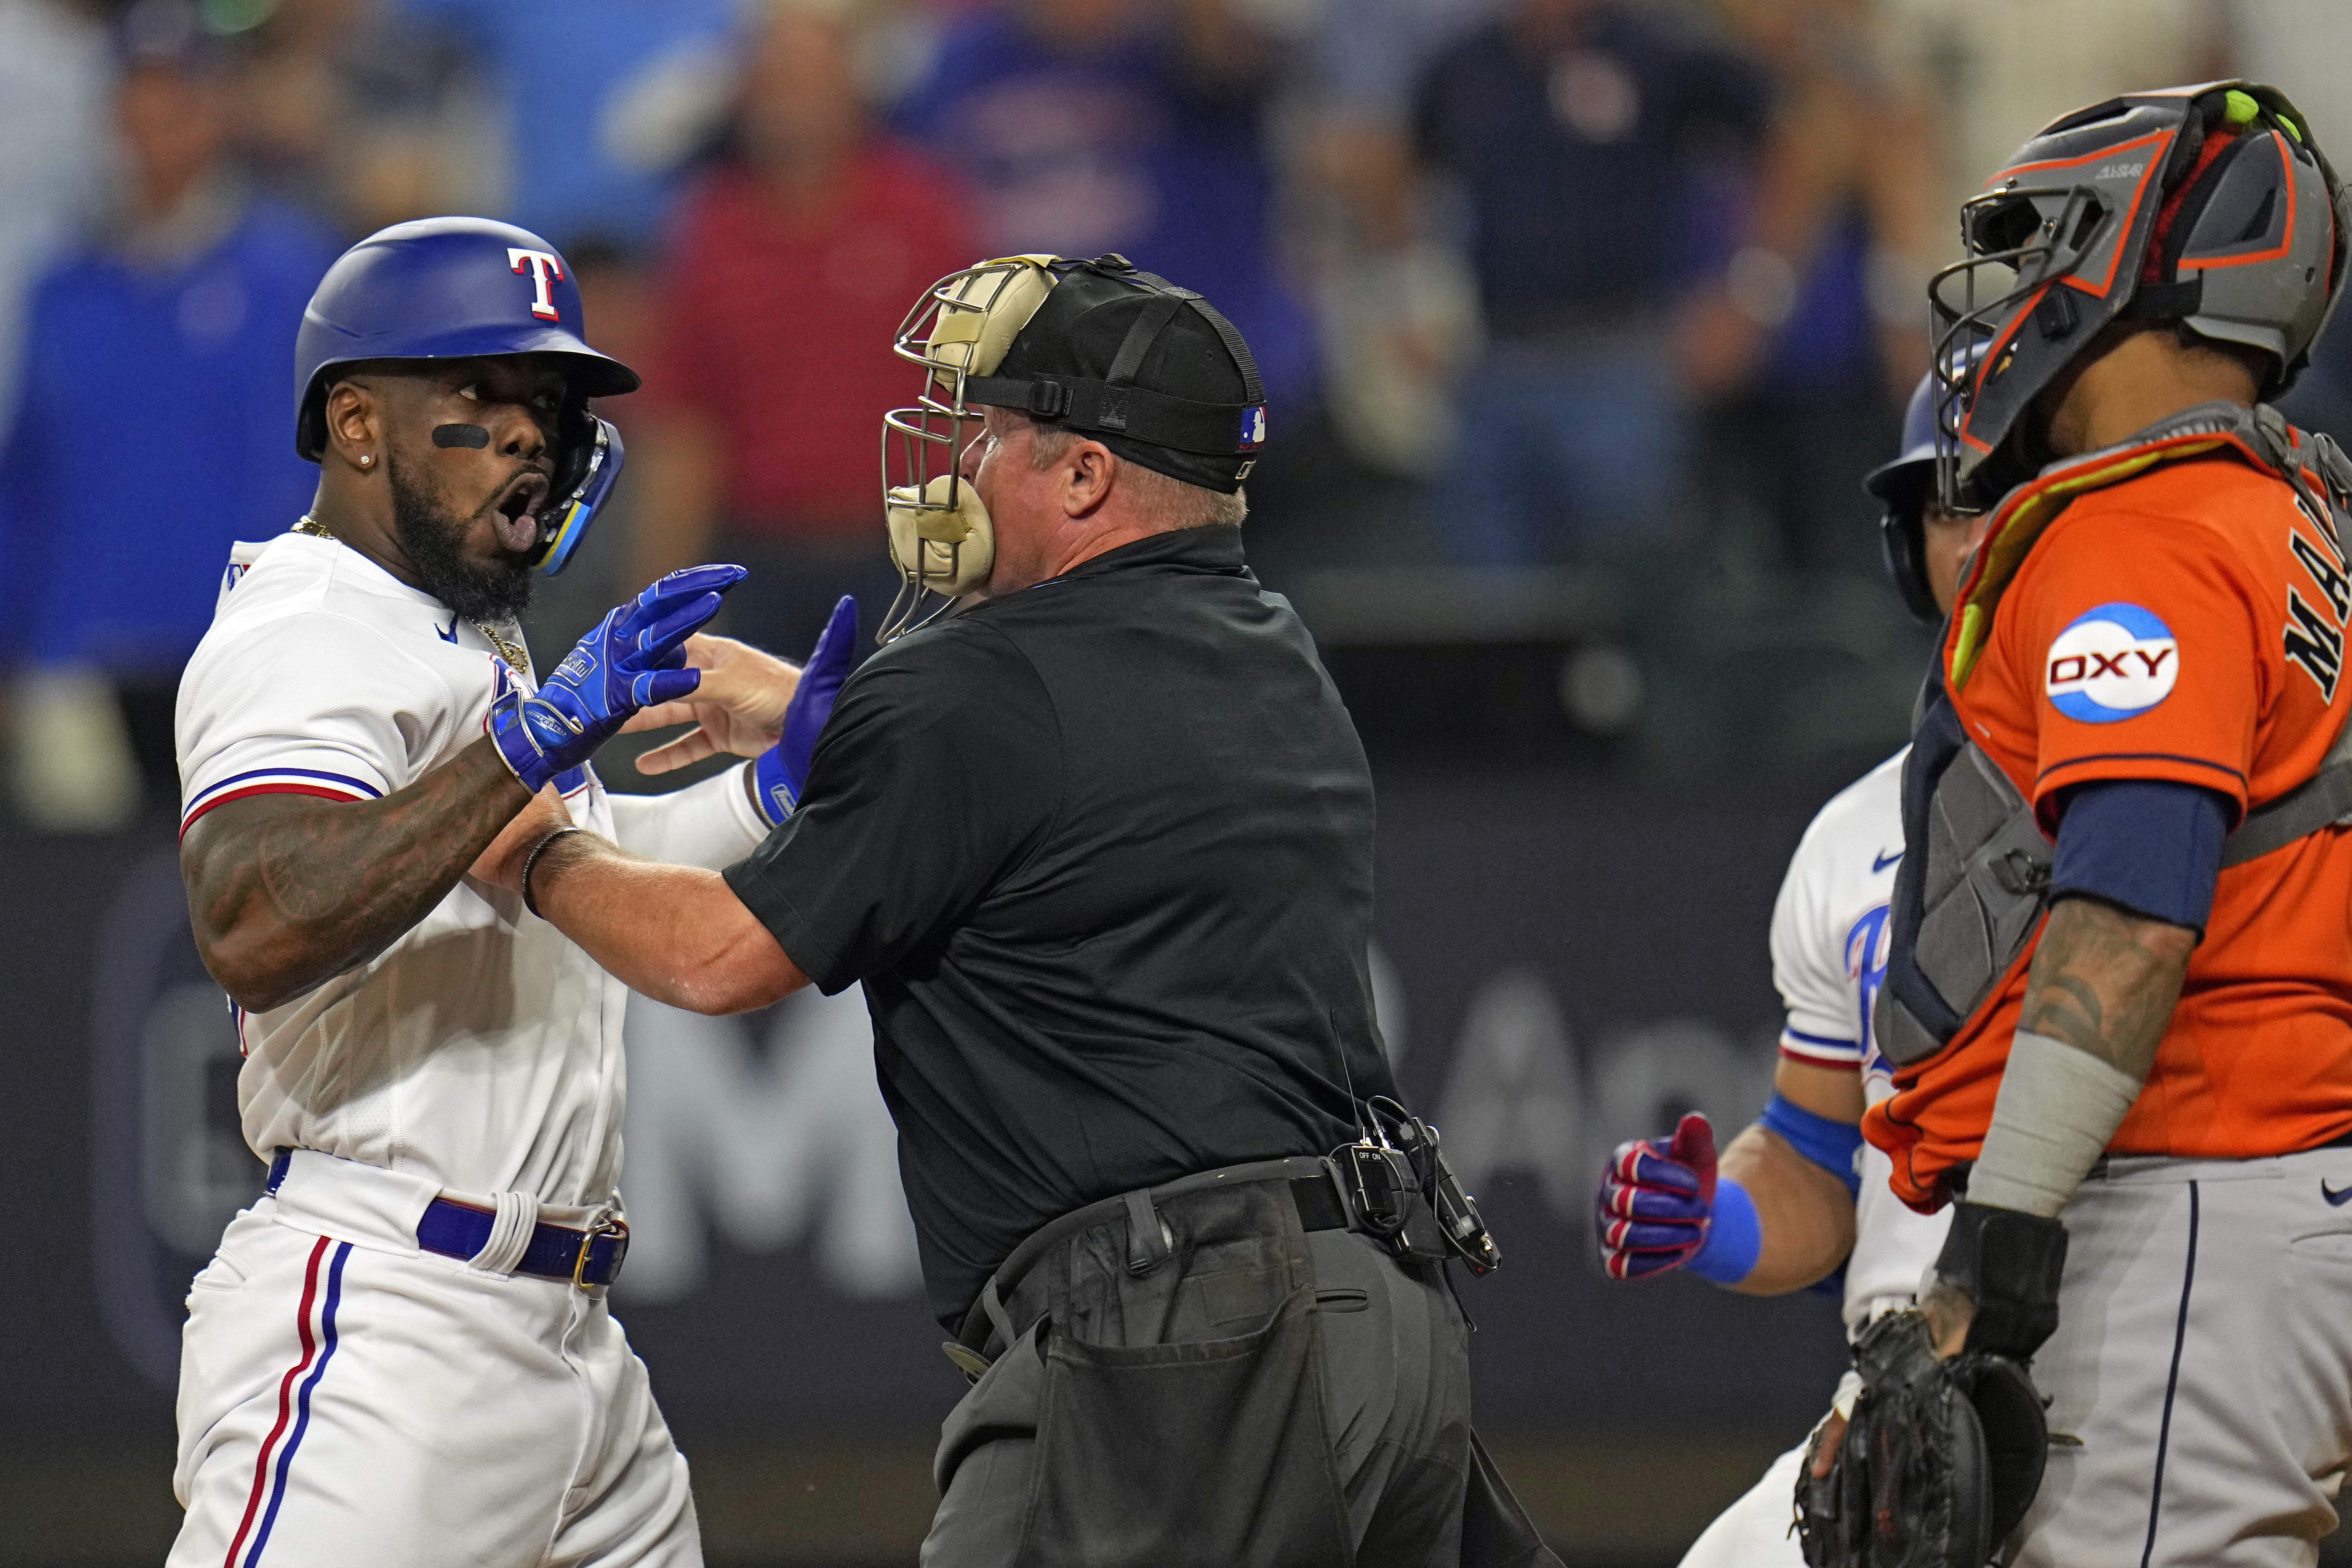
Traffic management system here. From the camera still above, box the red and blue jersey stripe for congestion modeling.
[180,768,383,838]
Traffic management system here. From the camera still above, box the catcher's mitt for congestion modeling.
[1794,1311,2047,1568]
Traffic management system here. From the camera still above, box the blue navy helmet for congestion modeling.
[1865,367,1945,624]
[294,217,641,574]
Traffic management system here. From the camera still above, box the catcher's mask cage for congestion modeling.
[1930,82,2350,514]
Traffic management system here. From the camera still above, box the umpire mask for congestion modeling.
[880,254,1269,643]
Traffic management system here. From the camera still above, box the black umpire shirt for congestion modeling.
[722,525,1399,1330]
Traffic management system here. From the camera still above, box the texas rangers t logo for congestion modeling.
[2044,602,2179,724]
[508,248,564,321]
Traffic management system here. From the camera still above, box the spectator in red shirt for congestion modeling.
[631,0,977,656]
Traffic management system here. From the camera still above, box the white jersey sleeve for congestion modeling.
[1767,753,1905,1069]
[605,763,770,870]
[178,548,467,832]
[1769,746,1956,1336]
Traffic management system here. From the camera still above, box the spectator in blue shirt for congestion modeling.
[0,0,110,447]
[1414,0,1770,568]
[0,13,340,819]
[1688,0,1940,586]
[392,0,743,252]
[893,0,1317,407]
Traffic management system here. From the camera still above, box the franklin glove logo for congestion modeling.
[525,704,577,747]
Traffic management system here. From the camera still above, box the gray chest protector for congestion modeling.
[1875,403,2352,1068]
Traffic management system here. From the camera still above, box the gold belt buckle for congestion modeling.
[572,1213,630,1289]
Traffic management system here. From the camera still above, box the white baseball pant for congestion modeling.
[2013,1145,2352,1568]
[168,1152,699,1568]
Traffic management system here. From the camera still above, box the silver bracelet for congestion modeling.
[521,826,586,919]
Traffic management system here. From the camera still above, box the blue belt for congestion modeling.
[265,1149,629,1288]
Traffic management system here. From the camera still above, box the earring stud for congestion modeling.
[359,454,374,468]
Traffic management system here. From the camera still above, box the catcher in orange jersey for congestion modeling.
[1824,82,2352,1568]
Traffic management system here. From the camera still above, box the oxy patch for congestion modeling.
[2045,602,2178,723]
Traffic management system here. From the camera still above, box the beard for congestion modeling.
[386,450,536,623]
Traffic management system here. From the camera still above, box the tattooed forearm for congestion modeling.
[2018,895,2197,1080]
[181,737,531,1011]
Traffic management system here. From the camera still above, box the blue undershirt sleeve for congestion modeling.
[1759,1092,1863,1198]
[2050,779,2232,934]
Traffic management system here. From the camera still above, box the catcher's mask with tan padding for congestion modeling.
[1931,82,2350,513]
[878,253,1267,643]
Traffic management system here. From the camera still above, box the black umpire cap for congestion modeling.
[957,256,1269,494]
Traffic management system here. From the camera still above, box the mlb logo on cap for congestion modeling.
[1239,406,1267,450]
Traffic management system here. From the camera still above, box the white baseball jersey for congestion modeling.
[1766,746,1952,1338]
[1682,751,1960,1568]
[175,529,771,1209]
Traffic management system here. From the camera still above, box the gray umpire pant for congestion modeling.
[2013,1145,2352,1568]
[920,1172,1559,1567]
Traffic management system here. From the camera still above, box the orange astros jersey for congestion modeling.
[1866,449,2352,1207]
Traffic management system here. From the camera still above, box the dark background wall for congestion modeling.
[0,754,1889,1566]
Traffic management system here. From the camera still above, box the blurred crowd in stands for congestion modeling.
[0,0,2342,826]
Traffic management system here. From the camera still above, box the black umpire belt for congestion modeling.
[953,1154,1410,1360]
[265,1148,629,1288]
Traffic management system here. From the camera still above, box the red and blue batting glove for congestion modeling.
[752,596,857,827]
[490,563,746,793]
[1596,1112,1760,1285]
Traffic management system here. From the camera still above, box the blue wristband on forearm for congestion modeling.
[1759,1091,1864,1198]
[750,742,795,827]
[1686,1177,1761,1285]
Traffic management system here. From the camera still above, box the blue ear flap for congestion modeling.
[535,416,624,576]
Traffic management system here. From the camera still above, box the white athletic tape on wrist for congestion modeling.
[1830,1367,1865,1422]
[468,1188,541,1276]
[1966,1029,2142,1218]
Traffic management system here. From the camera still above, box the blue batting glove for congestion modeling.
[751,596,858,826]
[489,563,746,792]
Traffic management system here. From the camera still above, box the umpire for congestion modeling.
[497,254,1559,1566]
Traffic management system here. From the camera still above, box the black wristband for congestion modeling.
[521,826,585,919]
[1933,1200,2069,1359]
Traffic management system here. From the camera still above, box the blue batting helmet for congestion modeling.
[293,217,641,573]
[1864,370,1944,624]
[1865,347,1986,624]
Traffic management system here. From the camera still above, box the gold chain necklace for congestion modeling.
[292,515,531,674]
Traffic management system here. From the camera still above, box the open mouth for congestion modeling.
[491,471,551,554]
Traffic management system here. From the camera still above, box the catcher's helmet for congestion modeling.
[293,217,641,574]
[1932,82,2351,512]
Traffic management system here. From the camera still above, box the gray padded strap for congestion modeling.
[2222,715,2352,866]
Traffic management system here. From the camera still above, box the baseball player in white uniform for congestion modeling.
[1595,370,1991,1565]
[166,218,854,1567]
